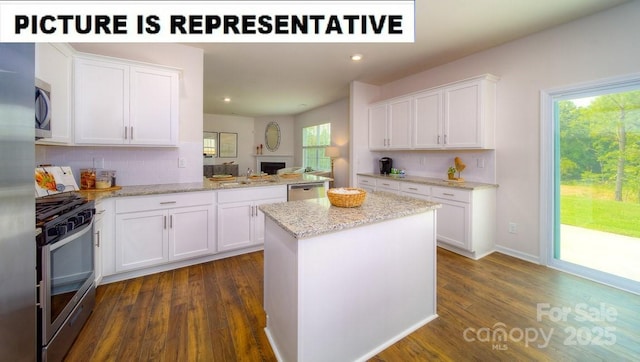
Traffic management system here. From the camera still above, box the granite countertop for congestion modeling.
[260,191,441,239]
[79,174,331,201]
[357,173,498,190]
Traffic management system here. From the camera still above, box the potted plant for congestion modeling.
[447,167,456,180]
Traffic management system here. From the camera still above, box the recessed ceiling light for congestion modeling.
[223,97,231,103]
[350,54,363,61]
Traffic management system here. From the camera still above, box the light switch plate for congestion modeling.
[178,157,186,168]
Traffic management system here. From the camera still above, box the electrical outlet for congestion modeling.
[178,157,186,168]
[508,222,518,234]
[476,158,485,168]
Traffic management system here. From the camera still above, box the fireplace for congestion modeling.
[261,162,286,175]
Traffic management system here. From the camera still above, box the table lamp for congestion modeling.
[325,146,340,182]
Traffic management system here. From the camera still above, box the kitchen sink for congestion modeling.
[218,179,277,187]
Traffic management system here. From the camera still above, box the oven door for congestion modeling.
[41,218,95,344]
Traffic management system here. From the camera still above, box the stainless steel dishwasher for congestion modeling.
[288,182,326,201]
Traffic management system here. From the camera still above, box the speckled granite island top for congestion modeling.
[358,173,498,190]
[259,191,441,239]
[80,174,331,201]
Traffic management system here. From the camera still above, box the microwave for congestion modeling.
[35,78,52,139]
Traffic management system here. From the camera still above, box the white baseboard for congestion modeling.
[494,245,540,264]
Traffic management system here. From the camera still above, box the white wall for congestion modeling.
[350,81,381,186]
[203,114,255,174]
[294,98,349,187]
[351,1,640,261]
[254,116,295,157]
[36,43,204,186]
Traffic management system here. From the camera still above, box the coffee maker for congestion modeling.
[379,157,393,175]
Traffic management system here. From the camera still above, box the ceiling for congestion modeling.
[190,0,629,117]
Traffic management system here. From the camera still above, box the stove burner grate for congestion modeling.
[36,193,85,223]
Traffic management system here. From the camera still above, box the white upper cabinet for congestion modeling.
[74,55,179,146]
[388,97,412,149]
[129,66,179,145]
[442,77,496,149]
[35,43,74,145]
[370,74,498,150]
[368,96,412,150]
[413,89,442,148]
[368,103,387,149]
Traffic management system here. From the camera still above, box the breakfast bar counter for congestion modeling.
[260,192,440,361]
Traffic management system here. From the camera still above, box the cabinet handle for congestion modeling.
[437,135,440,144]
[408,187,418,191]
[160,201,177,205]
[124,126,128,139]
[96,209,105,215]
[170,215,173,228]
[444,134,447,144]
[163,216,167,229]
[443,193,455,196]
[130,127,134,140]
[96,230,101,247]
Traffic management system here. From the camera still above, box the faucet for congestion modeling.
[246,168,253,180]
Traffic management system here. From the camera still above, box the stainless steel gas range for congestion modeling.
[36,193,95,362]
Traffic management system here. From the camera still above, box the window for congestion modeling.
[203,132,217,157]
[302,123,331,171]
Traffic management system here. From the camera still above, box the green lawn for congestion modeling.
[561,194,640,238]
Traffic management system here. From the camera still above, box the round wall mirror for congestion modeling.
[265,122,281,151]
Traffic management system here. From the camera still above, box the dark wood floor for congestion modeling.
[65,248,640,361]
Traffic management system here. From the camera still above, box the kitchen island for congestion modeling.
[260,192,440,362]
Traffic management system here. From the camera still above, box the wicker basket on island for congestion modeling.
[326,187,367,208]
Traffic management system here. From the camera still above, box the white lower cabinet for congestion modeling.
[400,181,431,200]
[93,199,113,284]
[357,175,376,192]
[114,192,215,272]
[217,186,287,252]
[376,179,401,194]
[357,174,496,259]
[431,186,495,259]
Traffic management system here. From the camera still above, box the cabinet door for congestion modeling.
[413,90,442,149]
[96,199,115,278]
[433,197,470,250]
[74,58,129,144]
[115,210,168,271]
[217,201,253,252]
[368,104,387,150]
[387,97,412,149]
[444,81,481,148]
[387,98,412,149]
[35,43,73,144]
[169,205,214,260]
[93,209,104,285]
[129,66,179,145]
[254,198,285,245]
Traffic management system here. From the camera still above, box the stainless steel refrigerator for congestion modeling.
[0,43,36,361]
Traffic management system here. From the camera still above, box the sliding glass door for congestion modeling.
[542,76,640,294]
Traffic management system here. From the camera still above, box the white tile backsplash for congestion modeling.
[369,150,496,184]
[35,142,203,186]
